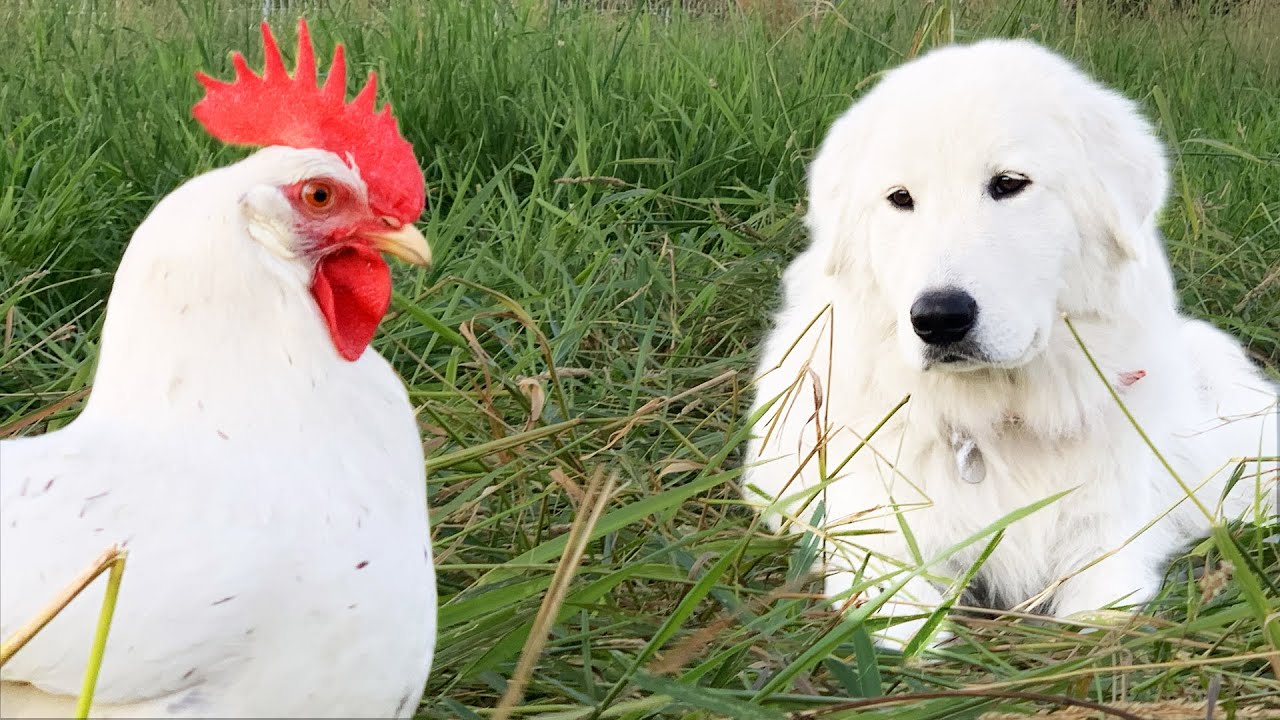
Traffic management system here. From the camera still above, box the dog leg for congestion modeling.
[1049,543,1161,622]
[824,554,951,652]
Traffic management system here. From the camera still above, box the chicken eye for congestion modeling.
[301,181,334,210]
[989,173,1031,199]
[887,188,915,210]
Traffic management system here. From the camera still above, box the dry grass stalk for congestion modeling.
[492,468,618,720]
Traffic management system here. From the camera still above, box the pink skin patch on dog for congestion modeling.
[1117,370,1147,388]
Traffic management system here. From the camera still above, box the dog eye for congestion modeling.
[887,188,915,210]
[989,174,1031,199]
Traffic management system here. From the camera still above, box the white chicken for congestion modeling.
[0,20,436,718]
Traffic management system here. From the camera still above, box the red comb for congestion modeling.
[193,19,424,225]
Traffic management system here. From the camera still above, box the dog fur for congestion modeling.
[742,39,1278,649]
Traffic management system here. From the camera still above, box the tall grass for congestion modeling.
[2,0,1277,717]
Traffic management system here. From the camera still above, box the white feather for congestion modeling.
[1,147,435,718]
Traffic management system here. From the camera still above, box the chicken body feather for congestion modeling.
[1,149,435,718]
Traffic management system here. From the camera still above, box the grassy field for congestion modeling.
[2,0,1278,717]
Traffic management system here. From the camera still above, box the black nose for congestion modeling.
[910,288,978,345]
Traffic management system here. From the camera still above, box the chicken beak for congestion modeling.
[366,222,432,266]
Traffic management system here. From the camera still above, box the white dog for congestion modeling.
[743,39,1278,650]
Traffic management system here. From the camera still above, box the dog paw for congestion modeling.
[1057,608,1144,636]
[871,616,953,656]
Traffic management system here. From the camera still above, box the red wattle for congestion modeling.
[310,246,392,361]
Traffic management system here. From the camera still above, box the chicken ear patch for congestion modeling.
[310,246,392,361]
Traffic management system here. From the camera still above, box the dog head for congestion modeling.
[810,39,1169,372]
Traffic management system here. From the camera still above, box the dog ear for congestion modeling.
[818,205,861,277]
[1070,86,1170,265]
[807,109,870,277]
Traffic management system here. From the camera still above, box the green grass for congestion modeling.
[2,0,1278,717]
